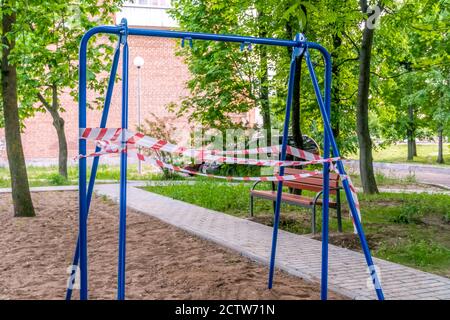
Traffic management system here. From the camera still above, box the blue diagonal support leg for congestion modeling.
[66,40,121,300]
[268,35,304,289]
[305,50,384,300]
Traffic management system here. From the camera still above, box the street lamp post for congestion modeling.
[133,56,144,175]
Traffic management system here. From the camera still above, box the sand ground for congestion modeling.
[0,191,343,300]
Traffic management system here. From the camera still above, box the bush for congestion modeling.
[217,164,261,177]
[390,202,423,224]
[48,173,70,186]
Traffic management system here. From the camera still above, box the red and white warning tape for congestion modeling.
[337,172,361,232]
[80,128,323,161]
[200,154,341,167]
[79,146,322,182]
[79,127,362,231]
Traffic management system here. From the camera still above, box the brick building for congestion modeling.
[0,1,257,165]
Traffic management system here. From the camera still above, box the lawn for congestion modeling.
[0,164,178,188]
[349,143,450,166]
[0,162,429,190]
[143,180,450,278]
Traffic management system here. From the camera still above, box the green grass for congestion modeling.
[349,143,450,166]
[0,164,180,188]
[143,181,450,277]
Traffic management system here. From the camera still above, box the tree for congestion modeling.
[1,0,35,217]
[169,0,258,131]
[283,1,307,150]
[256,1,272,147]
[13,0,121,178]
[171,0,360,153]
[355,0,383,194]
[170,0,447,180]
[371,0,449,163]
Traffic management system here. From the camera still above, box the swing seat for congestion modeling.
[250,168,342,234]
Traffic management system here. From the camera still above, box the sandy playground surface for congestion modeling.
[0,191,343,300]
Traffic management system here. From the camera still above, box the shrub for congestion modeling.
[390,203,423,224]
[217,164,261,177]
[48,173,70,186]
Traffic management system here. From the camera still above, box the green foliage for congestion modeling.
[377,240,450,269]
[169,0,448,161]
[169,0,374,155]
[349,142,450,165]
[0,164,179,187]
[47,173,70,186]
[169,0,257,130]
[390,202,423,224]
[217,163,261,177]
[372,0,450,146]
[0,0,123,127]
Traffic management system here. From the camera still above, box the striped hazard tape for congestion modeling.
[79,146,322,182]
[79,127,362,231]
[80,128,324,161]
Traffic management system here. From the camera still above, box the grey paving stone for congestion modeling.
[94,183,450,300]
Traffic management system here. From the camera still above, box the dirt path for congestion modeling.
[0,191,343,300]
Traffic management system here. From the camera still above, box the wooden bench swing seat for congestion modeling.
[250,168,343,234]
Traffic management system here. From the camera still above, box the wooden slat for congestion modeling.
[250,190,337,208]
[274,168,340,190]
[284,168,340,181]
[284,177,339,189]
[283,182,338,194]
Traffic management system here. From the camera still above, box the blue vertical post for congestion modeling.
[78,32,89,301]
[66,39,121,300]
[86,40,121,216]
[305,50,384,300]
[318,49,332,300]
[268,34,303,289]
[117,19,129,300]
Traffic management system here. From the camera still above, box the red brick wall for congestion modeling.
[0,32,256,164]
[0,35,191,162]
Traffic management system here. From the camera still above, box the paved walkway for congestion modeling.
[95,183,450,300]
[344,160,450,188]
[0,185,79,193]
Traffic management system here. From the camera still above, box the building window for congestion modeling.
[124,0,171,8]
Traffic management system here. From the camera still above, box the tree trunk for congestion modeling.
[285,11,306,196]
[407,104,415,160]
[38,86,68,178]
[51,87,68,178]
[407,132,414,160]
[331,33,342,139]
[291,56,304,150]
[356,0,379,194]
[257,9,271,148]
[437,126,444,164]
[1,4,35,217]
[285,17,305,151]
[413,139,417,156]
[53,112,68,178]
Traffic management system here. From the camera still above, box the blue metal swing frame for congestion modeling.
[69,18,384,301]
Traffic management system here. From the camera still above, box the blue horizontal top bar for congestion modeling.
[128,28,298,47]
[80,24,329,53]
